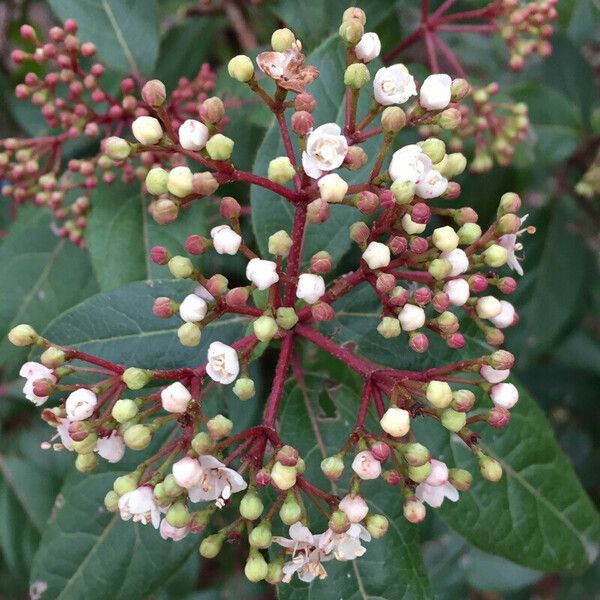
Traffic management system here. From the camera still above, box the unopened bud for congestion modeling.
[365,514,389,538]
[200,97,225,124]
[76,452,98,473]
[377,316,401,339]
[344,63,370,89]
[487,406,511,428]
[240,491,264,520]
[271,28,296,51]
[437,107,461,130]
[233,377,255,401]
[381,107,406,133]
[426,380,452,408]
[253,315,278,343]
[152,198,179,225]
[227,55,254,82]
[112,398,139,423]
[191,432,214,455]
[276,307,299,330]
[329,510,351,534]
[145,167,169,195]
[168,256,194,279]
[483,244,508,267]
[448,468,473,491]
[104,136,131,161]
[457,222,482,244]
[401,442,430,467]
[268,156,295,184]
[345,145,368,170]
[192,171,219,196]
[407,462,432,483]
[279,493,302,525]
[207,414,233,439]
[479,454,503,482]
[122,367,152,390]
[177,322,201,347]
[141,79,166,107]
[206,134,234,161]
[307,198,330,224]
[440,408,467,432]
[452,389,476,412]
[271,461,296,491]
[166,502,190,528]
[123,424,152,450]
[339,19,364,46]
[8,324,38,346]
[268,230,293,256]
[321,454,344,480]
[403,497,426,523]
[41,347,65,368]
[419,138,446,163]
[199,533,224,558]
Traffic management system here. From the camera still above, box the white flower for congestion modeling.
[131,116,163,146]
[419,74,452,110]
[188,455,247,507]
[161,381,192,413]
[296,273,325,304]
[178,119,209,151]
[490,300,516,329]
[398,304,426,331]
[401,213,427,235]
[339,494,369,523]
[388,145,432,183]
[440,249,469,277]
[65,388,97,421]
[206,341,240,385]
[317,173,348,203]
[179,294,208,323]
[172,456,204,488]
[246,258,279,290]
[415,168,448,199]
[302,123,348,179]
[415,460,459,508]
[498,214,528,276]
[373,64,417,106]
[211,224,242,255]
[444,278,470,306]
[490,382,519,409]
[320,524,371,561]
[19,361,56,405]
[160,519,189,541]
[480,365,510,383]
[351,450,381,480]
[96,431,125,463]
[355,32,381,63]
[56,418,74,451]
[273,523,332,583]
[118,486,161,528]
[362,241,390,270]
[379,407,410,437]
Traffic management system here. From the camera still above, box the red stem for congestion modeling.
[283,203,308,305]
[263,332,294,428]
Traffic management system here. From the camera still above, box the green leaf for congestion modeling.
[47,0,159,76]
[29,469,196,600]
[251,35,382,267]
[40,280,249,370]
[0,206,98,375]
[277,372,432,599]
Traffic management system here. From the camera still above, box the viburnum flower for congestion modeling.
[118,486,161,528]
[160,519,190,542]
[352,450,381,480]
[178,119,209,151]
[206,342,240,384]
[19,362,56,405]
[415,168,448,199]
[419,74,453,110]
[161,381,192,413]
[256,43,319,93]
[490,300,516,329]
[56,418,74,451]
[188,455,247,507]
[246,258,279,290]
[65,388,98,421]
[355,32,381,63]
[302,123,348,178]
[339,494,369,523]
[415,460,459,508]
[480,365,510,384]
[296,273,326,304]
[373,64,417,106]
[179,294,208,323]
[498,215,529,276]
[388,145,431,183]
[172,456,204,488]
[211,225,242,255]
[96,432,125,463]
[320,524,371,561]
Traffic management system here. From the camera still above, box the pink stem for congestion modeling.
[431,34,467,78]
[263,332,295,428]
[283,203,308,305]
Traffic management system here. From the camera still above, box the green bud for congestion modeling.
[344,63,370,89]
[122,367,152,390]
[153,482,169,505]
[377,316,401,338]
[72,433,98,454]
[123,424,152,450]
[419,138,446,164]
[40,346,66,368]
[75,452,98,472]
[240,490,264,520]
[253,315,278,343]
[407,462,433,483]
[428,258,452,280]
[111,398,139,423]
[266,560,284,584]
[279,492,302,525]
[233,377,256,401]
[479,454,503,482]
[145,167,169,195]
[390,180,416,204]
[268,230,293,256]
[207,414,233,440]
[426,380,453,408]
[343,7,366,24]
[295,457,306,474]
[445,153,467,178]
[249,521,272,548]
[381,107,406,133]
[457,223,482,245]
[104,489,119,512]
[440,408,467,432]
[104,136,131,161]
[321,454,344,480]
[164,473,185,498]
[166,501,191,528]
[191,432,214,454]
[448,468,473,491]
[339,18,364,46]
[166,166,193,198]
[437,108,461,130]
[483,244,508,267]
[113,472,141,496]
[400,442,430,467]
[245,549,269,582]
[8,324,38,346]
[271,28,296,52]
[271,461,297,491]
[498,192,521,215]
[199,533,225,558]
[329,509,350,534]
[177,322,201,347]
[206,134,234,161]
[227,55,254,82]
[276,307,299,330]
[365,514,389,538]
[168,255,194,279]
[268,156,295,184]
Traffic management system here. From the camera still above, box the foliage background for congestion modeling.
[0,0,599,598]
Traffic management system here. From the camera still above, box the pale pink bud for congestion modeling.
[339,494,369,523]
[172,456,203,488]
[351,450,381,480]
[490,382,519,409]
[161,382,192,413]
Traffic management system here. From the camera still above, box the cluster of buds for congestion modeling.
[8,8,532,585]
[420,83,530,173]
[575,146,600,200]
[1,20,219,245]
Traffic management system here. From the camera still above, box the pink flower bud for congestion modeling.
[490,382,519,409]
[376,273,395,293]
[389,235,408,255]
[411,202,431,225]
[64,19,78,34]
[255,469,271,486]
[409,332,429,352]
[447,333,465,348]
[20,24,36,41]
[403,497,426,523]
[150,245,170,265]
[291,111,313,136]
[185,234,209,255]
[200,97,225,123]
[370,441,391,462]
[384,470,402,485]
[276,445,299,467]
[379,189,395,209]
[355,191,379,214]
[153,297,174,318]
[294,93,316,113]
[339,494,369,523]
[442,181,461,200]
[351,450,381,480]
[205,274,228,296]
[32,378,54,398]
[81,42,96,57]
[499,277,517,294]
[220,196,241,219]
[349,221,369,244]
[409,237,428,254]
[311,302,335,322]
[469,274,488,293]
[307,198,329,224]
[389,286,409,307]
[488,406,511,428]
[225,287,249,307]
[172,456,202,488]
[413,287,431,305]
[432,292,450,313]
[310,251,332,273]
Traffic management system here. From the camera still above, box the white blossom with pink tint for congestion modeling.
[188,455,247,506]
[160,519,189,541]
[118,486,161,528]
[498,214,529,276]
[415,459,459,508]
[320,524,371,560]
[302,123,348,179]
[480,365,510,383]
[351,450,381,480]
[339,494,369,523]
[19,361,55,405]
[96,431,125,463]
[490,382,519,409]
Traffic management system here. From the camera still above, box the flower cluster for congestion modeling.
[8,8,531,585]
[1,20,219,245]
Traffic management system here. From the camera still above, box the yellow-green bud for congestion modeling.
[72,433,98,454]
[445,153,467,178]
[240,490,264,520]
[267,156,295,184]
[431,225,459,253]
[199,533,224,558]
[8,324,37,346]
[419,138,446,164]
[381,106,406,133]
[111,398,139,423]
[168,255,194,279]
[279,492,302,525]
[268,229,293,257]
[438,107,461,130]
[113,472,140,495]
[233,377,255,401]
[163,474,185,497]
[483,244,508,267]
[426,380,453,408]
[266,560,284,584]
[271,461,296,491]
[377,316,401,338]
[177,322,201,347]
[75,452,98,472]
[407,462,433,483]
[245,549,269,582]
[440,408,467,432]
[206,134,234,161]
[320,454,344,480]
[104,136,131,161]
[344,63,370,89]
[145,167,169,195]
[391,179,416,204]
[365,514,389,538]
[227,55,254,82]
[329,510,351,534]
[123,424,152,450]
[479,454,503,482]
[40,346,65,368]
[343,7,366,24]
[498,192,521,215]
[428,258,452,280]
[166,501,190,528]
[122,367,152,390]
[207,414,233,440]
[339,19,364,46]
[271,28,296,52]
[167,166,193,198]
[191,431,214,454]
[253,315,278,343]
[249,521,272,548]
[276,307,298,330]
[457,223,482,244]
[104,489,119,511]
[448,468,473,491]
[400,442,430,467]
